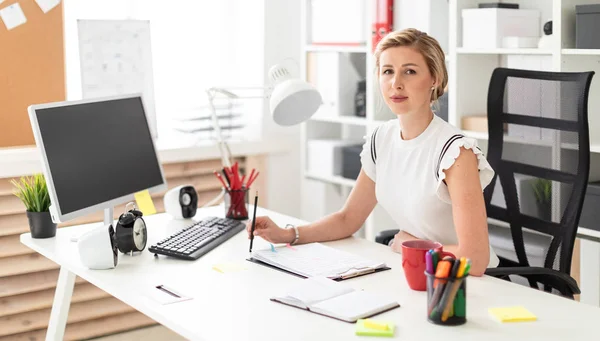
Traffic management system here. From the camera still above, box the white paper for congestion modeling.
[252,243,385,278]
[35,0,61,13]
[0,3,27,30]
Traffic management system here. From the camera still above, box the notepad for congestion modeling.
[355,319,395,337]
[488,306,537,323]
[270,276,400,323]
[251,243,388,280]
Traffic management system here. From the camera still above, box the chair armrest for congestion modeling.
[375,229,400,246]
[485,266,580,297]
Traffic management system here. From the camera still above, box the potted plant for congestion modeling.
[532,178,552,221]
[11,174,57,238]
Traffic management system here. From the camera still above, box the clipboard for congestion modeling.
[246,257,391,281]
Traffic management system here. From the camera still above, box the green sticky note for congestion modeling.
[355,319,395,337]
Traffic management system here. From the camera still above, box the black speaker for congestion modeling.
[164,185,198,219]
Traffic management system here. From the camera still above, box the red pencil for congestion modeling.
[246,171,260,188]
[214,171,228,189]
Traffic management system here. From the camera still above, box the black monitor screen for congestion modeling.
[35,96,164,215]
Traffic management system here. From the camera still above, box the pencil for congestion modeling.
[249,191,258,253]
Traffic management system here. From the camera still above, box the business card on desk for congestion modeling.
[145,284,193,305]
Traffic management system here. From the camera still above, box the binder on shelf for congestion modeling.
[372,0,393,52]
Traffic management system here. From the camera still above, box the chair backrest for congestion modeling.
[484,67,594,277]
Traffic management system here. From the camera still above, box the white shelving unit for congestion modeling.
[299,0,600,241]
[299,0,397,240]
[449,0,600,155]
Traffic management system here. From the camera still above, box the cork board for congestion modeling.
[0,0,64,148]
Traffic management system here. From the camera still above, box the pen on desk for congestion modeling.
[249,191,258,253]
[156,285,180,298]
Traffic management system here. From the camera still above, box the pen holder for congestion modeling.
[224,188,249,220]
[425,271,468,326]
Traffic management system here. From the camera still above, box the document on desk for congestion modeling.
[271,276,400,323]
[250,243,389,280]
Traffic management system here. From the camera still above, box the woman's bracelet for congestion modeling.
[286,224,300,245]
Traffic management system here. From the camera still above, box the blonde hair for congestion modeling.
[374,28,447,103]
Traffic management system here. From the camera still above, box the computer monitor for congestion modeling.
[28,94,167,223]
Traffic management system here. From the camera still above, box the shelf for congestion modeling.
[303,44,368,53]
[463,130,557,147]
[562,49,600,56]
[309,115,368,126]
[304,172,356,187]
[464,130,600,153]
[457,48,552,55]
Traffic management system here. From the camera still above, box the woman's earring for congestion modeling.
[431,86,435,91]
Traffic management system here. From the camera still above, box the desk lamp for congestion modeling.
[205,63,322,168]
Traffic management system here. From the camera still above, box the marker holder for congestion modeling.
[425,271,468,326]
[224,188,249,220]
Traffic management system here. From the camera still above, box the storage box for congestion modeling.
[502,36,539,48]
[307,52,362,117]
[461,115,488,132]
[310,0,367,45]
[576,5,600,49]
[307,139,362,177]
[462,8,540,49]
[579,182,600,232]
[341,144,363,180]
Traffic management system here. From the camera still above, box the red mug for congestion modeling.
[401,240,454,291]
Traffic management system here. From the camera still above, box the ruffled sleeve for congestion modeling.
[359,128,378,181]
[436,137,494,204]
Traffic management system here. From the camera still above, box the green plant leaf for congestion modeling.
[11,174,51,212]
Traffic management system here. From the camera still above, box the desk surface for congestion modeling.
[21,206,599,341]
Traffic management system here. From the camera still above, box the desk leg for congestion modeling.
[580,239,600,307]
[46,267,76,341]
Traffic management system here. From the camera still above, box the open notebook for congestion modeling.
[271,276,400,323]
[249,243,390,280]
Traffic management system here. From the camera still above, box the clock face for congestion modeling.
[132,218,147,250]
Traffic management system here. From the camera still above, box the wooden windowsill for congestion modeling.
[0,137,293,178]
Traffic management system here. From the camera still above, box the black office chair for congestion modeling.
[376,67,594,299]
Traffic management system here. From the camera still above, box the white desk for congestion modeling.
[21,206,599,341]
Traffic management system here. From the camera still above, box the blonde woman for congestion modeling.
[247,28,498,276]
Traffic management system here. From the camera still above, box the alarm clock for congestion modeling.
[115,202,147,254]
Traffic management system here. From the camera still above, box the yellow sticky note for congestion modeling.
[213,262,248,273]
[134,190,156,216]
[363,319,389,331]
[356,319,394,337]
[488,306,537,323]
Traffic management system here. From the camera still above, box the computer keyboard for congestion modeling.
[149,216,246,260]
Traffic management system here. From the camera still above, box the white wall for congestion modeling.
[263,0,303,218]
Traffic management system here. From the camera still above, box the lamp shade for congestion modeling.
[268,64,322,126]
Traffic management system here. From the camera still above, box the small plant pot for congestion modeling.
[26,211,57,239]
[536,202,551,221]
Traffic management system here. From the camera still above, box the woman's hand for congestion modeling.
[390,230,419,253]
[245,216,294,244]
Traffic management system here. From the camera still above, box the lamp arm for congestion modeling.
[205,88,232,168]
